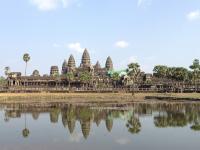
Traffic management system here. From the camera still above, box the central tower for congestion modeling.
[80,48,91,68]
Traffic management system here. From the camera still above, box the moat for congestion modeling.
[0,102,200,150]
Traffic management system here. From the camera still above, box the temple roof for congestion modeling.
[51,66,59,70]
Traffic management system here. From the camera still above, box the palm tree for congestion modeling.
[126,116,141,134]
[127,63,140,95]
[65,72,74,89]
[153,65,168,78]
[189,59,200,91]
[166,67,176,79]
[173,67,189,92]
[4,66,10,77]
[22,113,30,138]
[23,53,30,76]
[22,128,30,138]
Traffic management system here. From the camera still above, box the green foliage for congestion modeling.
[126,63,140,83]
[154,113,188,128]
[154,65,190,82]
[4,66,10,76]
[189,59,200,83]
[153,65,168,78]
[0,76,6,86]
[111,72,120,81]
[23,53,31,76]
[122,62,141,87]
[126,117,141,134]
[23,53,30,63]
[22,128,30,138]
[190,59,200,70]
[80,71,92,83]
[168,67,189,81]
[65,72,74,81]
[191,124,200,131]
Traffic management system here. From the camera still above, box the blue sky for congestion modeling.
[0,0,200,76]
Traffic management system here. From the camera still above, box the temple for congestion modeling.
[7,49,124,92]
[6,48,197,93]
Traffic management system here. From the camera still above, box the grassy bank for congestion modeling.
[0,93,199,104]
[0,93,136,104]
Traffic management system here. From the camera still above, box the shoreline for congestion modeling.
[0,93,199,104]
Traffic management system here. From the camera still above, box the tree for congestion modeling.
[153,65,168,78]
[189,59,200,91]
[22,113,30,138]
[65,72,74,89]
[23,53,30,76]
[80,71,92,88]
[126,116,141,134]
[22,128,30,138]
[173,67,189,82]
[111,72,120,88]
[126,63,140,95]
[127,63,140,81]
[4,66,10,77]
[166,67,176,79]
[0,76,6,86]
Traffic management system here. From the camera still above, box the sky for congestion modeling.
[0,0,200,76]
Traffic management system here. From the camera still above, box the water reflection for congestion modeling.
[2,102,200,139]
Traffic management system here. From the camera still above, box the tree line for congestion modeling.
[153,59,200,83]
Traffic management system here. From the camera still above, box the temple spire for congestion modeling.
[105,56,113,70]
[81,48,91,67]
[68,54,76,68]
[62,59,68,74]
[94,61,101,69]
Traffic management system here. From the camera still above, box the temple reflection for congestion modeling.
[2,102,200,139]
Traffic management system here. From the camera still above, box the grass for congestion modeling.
[0,93,135,104]
[0,93,199,104]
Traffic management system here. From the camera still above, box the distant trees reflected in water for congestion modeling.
[2,102,200,139]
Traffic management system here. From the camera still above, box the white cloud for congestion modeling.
[115,138,131,145]
[68,42,84,53]
[30,0,71,11]
[115,41,129,48]
[137,0,152,8]
[187,10,200,21]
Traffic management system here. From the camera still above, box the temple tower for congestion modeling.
[32,70,40,77]
[68,55,76,68]
[105,56,113,71]
[62,60,68,74]
[50,66,59,76]
[68,54,76,72]
[94,61,101,69]
[80,49,91,68]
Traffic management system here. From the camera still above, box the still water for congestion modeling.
[0,102,200,150]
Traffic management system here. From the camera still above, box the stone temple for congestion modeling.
[7,49,116,90]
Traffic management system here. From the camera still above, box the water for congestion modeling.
[0,102,200,150]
